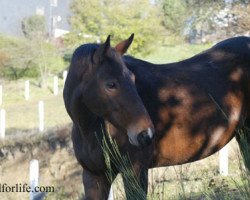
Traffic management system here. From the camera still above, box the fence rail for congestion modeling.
[0,109,5,138]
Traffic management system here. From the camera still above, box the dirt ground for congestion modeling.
[0,125,83,200]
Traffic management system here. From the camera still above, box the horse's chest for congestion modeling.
[72,126,106,172]
[78,141,106,171]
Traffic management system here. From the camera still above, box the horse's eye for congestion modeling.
[106,81,117,89]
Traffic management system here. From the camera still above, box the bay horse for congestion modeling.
[63,35,250,200]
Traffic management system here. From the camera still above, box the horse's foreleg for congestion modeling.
[122,168,148,200]
[236,121,250,172]
[82,169,112,200]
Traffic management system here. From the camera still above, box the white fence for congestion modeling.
[53,76,59,96]
[30,159,39,200]
[0,85,2,106]
[0,109,5,138]
[63,70,68,84]
[219,145,229,176]
[38,101,44,132]
[25,80,30,100]
[0,73,69,135]
[108,186,114,200]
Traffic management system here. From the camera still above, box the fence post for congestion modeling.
[63,70,68,84]
[219,145,229,176]
[108,186,114,200]
[38,101,44,132]
[53,76,58,96]
[0,85,2,106]
[25,80,30,100]
[0,109,5,139]
[30,159,39,200]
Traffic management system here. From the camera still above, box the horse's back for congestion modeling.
[125,37,250,167]
[213,36,250,50]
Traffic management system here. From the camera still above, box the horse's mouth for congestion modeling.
[128,128,154,148]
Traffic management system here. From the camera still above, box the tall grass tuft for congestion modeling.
[100,130,146,200]
[233,127,250,198]
[236,127,250,173]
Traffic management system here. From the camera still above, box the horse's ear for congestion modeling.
[115,33,134,55]
[93,35,111,64]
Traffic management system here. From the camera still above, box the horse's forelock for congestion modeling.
[72,43,99,65]
[71,43,100,79]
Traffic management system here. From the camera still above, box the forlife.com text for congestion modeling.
[0,183,54,193]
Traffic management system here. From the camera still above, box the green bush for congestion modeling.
[65,0,165,56]
[21,15,46,39]
[0,34,66,80]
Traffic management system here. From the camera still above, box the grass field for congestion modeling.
[141,43,212,63]
[0,76,70,134]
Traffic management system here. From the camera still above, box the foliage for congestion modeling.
[185,0,225,35]
[160,0,188,34]
[159,0,228,42]
[232,3,250,34]
[0,34,66,80]
[0,35,33,79]
[65,0,165,56]
[21,15,46,39]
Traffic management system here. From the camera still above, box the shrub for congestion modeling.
[0,34,66,80]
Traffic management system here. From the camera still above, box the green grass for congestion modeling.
[0,76,70,133]
[142,43,212,63]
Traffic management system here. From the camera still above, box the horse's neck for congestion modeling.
[79,104,96,128]
[77,104,105,136]
[130,58,181,77]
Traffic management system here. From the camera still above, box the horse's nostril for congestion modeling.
[137,130,153,147]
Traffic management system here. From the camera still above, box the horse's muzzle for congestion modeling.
[137,128,154,148]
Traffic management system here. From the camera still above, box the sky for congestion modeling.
[0,0,71,36]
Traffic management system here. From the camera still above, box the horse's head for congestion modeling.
[80,34,154,147]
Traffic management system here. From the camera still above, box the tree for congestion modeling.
[0,34,65,81]
[21,15,46,39]
[20,15,65,87]
[232,3,250,34]
[65,0,165,56]
[160,0,227,41]
[161,0,188,34]
[183,0,250,42]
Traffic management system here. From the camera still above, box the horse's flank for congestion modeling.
[124,36,250,167]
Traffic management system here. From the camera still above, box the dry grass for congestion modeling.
[105,138,249,200]
[0,76,70,133]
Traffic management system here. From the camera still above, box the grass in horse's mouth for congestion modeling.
[99,128,146,200]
